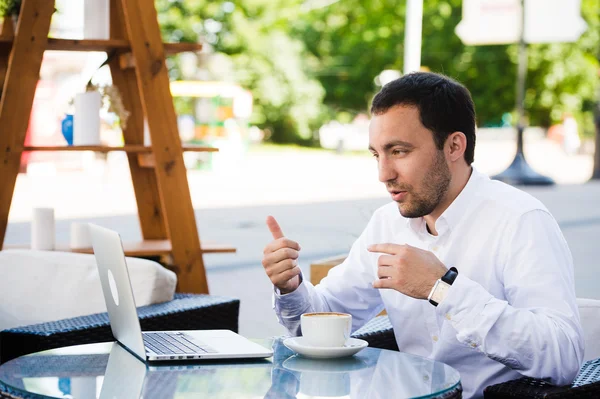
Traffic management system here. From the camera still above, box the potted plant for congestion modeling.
[63,82,130,146]
[87,82,131,131]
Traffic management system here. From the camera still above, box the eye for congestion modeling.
[392,149,408,156]
[371,152,379,159]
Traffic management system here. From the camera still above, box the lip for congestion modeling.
[390,191,407,201]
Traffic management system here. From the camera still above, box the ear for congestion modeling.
[445,132,467,163]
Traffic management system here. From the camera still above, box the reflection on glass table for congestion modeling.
[0,338,461,399]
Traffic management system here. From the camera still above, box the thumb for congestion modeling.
[266,215,284,240]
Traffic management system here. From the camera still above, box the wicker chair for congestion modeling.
[351,315,600,398]
[0,293,239,364]
[0,386,32,399]
[351,315,399,351]
[483,357,600,398]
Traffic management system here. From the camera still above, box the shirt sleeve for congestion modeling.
[273,216,385,336]
[437,209,584,386]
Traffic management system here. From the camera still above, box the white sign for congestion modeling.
[524,0,588,43]
[455,0,588,45]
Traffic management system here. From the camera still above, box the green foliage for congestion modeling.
[157,0,600,143]
[0,0,21,17]
[292,0,408,112]
[156,0,326,144]
[525,0,600,136]
[295,0,599,135]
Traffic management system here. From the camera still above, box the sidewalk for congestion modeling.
[6,131,594,222]
[5,135,600,338]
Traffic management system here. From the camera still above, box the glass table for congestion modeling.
[0,338,461,398]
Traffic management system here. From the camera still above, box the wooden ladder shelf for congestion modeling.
[0,0,236,294]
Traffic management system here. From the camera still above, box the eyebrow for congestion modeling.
[368,140,415,153]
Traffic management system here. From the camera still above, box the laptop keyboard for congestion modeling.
[143,332,218,355]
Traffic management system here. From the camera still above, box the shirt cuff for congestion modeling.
[436,273,504,348]
[272,272,310,312]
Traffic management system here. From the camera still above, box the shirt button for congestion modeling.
[471,343,478,348]
[432,335,439,342]
[445,314,452,320]
[432,246,440,252]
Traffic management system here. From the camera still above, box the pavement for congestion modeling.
[5,131,600,338]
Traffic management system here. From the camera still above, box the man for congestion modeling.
[261,72,584,398]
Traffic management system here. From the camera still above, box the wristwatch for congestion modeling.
[428,267,458,307]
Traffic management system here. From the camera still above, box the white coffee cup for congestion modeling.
[300,312,352,347]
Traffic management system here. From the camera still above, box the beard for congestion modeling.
[390,151,451,218]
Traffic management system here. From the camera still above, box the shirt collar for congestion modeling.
[405,166,486,237]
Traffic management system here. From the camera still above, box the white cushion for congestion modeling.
[577,298,600,361]
[0,249,176,331]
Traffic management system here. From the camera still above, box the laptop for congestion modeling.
[99,343,146,399]
[88,223,273,362]
[99,342,274,399]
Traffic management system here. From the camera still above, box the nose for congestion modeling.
[378,156,397,183]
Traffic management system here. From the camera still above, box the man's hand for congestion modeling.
[262,216,302,294]
[368,243,447,299]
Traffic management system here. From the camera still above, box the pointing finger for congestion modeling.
[266,215,284,240]
[373,278,394,290]
[367,243,401,255]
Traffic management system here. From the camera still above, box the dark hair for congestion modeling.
[370,72,476,165]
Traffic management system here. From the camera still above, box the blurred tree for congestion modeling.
[156,0,326,143]
[292,0,408,119]
[293,0,599,131]
[526,0,599,135]
[157,0,599,145]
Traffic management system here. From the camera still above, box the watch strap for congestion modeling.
[441,267,458,285]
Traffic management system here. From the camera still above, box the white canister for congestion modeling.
[31,208,55,250]
[74,91,102,146]
[70,222,92,249]
[84,0,110,40]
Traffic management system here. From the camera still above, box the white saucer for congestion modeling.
[282,355,370,373]
[283,337,368,359]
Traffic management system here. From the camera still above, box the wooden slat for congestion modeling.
[137,149,217,168]
[6,240,236,256]
[136,153,156,168]
[48,38,128,51]
[0,37,202,54]
[120,0,209,294]
[109,0,167,242]
[163,42,203,54]
[0,0,55,248]
[22,145,218,153]
[119,42,204,69]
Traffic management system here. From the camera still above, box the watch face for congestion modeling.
[432,281,451,305]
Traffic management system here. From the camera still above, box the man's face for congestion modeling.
[368,105,451,218]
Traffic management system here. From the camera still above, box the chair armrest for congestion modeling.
[484,357,600,399]
[483,377,570,398]
[0,294,239,364]
[351,315,398,351]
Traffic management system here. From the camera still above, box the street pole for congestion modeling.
[492,0,554,186]
[592,70,600,180]
[593,108,600,179]
[404,0,423,74]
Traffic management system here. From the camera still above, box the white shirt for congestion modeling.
[273,167,584,398]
